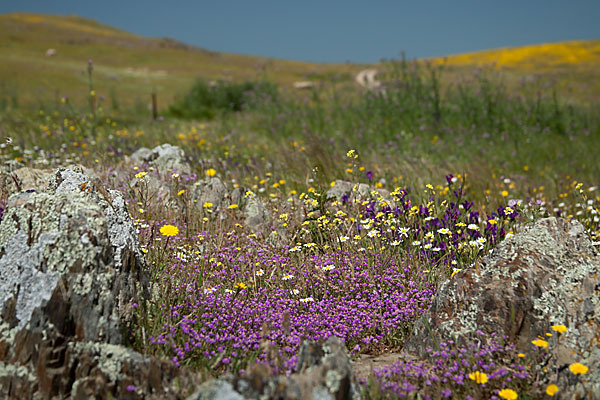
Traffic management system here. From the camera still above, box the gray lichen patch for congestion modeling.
[0,361,36,382]
[69,342,142,383]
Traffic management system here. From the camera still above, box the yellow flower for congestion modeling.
[551,324,567,333]
[501,190,509,197]
[545,384,559,396]
[569,363,588,375]
[468,371,488,384]
[498,388,518,400]
[228,204,238,209]
[159,224,179,237]
[203,202,213,208]
[531,339,548,348]
[234,282,247,290]
[205,168,216,177]
[177,190,185,196]
[517,353,525,358]
[135,171,147,179]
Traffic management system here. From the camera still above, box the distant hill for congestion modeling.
[429,40,600,103]
[0,13,361,108]
[0,12,598,109]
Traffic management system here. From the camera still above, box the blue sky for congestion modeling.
[2,1,599,63]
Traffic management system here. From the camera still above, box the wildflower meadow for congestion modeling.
[1,41,599,399]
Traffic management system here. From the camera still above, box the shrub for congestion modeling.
[169,79,278,119]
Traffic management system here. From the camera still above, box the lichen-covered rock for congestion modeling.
[189,336,360,400]
[0,167,172,399]
[244,197,271,232]
[192,177,228,210]
[2,167,52,196]
[326,180,390,202]
[187,380,244,400]
[403,217,600,398]
[130,143,192,175]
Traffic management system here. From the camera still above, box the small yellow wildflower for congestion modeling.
[203,202,213,208]
[569,363,588,375]
[177,190,185,196]
[498,388,518,400]
[135,171,147,179]
[501,190,509,197]
[228,204,238,209]
[531,339,548,348]
[159,224,179,237]
[468,371,488,384]
[234,282,247,290]
[545,384,559,396]
[517,353,525,358]
[205,168,216,177]
[551,324,567,333]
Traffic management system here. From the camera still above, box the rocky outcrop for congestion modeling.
[403,217,600,398]
[0,167,198,399]
[188,336,361,400]
[131,143,192,175]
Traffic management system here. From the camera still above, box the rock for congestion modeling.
[0,167,199,398]
[1,159,24,173]
[187,380,244,400]
[189,336,360,400]
[244,197,271,232]
[230,187,244,207]
[130,147,154,163]
[403,217,600,398]
[192,177,228,210]
[130,144,192,175]
[2,167,52,196]
[326,180,390,202]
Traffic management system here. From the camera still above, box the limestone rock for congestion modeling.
[403,217,600,398]
[130,144,192,175]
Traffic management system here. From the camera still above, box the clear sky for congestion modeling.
[1,1,599,63]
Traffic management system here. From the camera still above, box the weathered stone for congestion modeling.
[130,144,192,175]
[2,167,52,196]
[189,336,360,400]
[0,167,200,399]
[403,217,600,398]
[244,197,271,232]
[326,180,390,202]
[192,177,228,210]
[186,380,244,400]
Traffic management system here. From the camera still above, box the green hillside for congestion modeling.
[1,12,599,110]
[0,13,361,109]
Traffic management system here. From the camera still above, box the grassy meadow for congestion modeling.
[1,13,599,399]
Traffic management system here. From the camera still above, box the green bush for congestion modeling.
[168,79,278,119]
